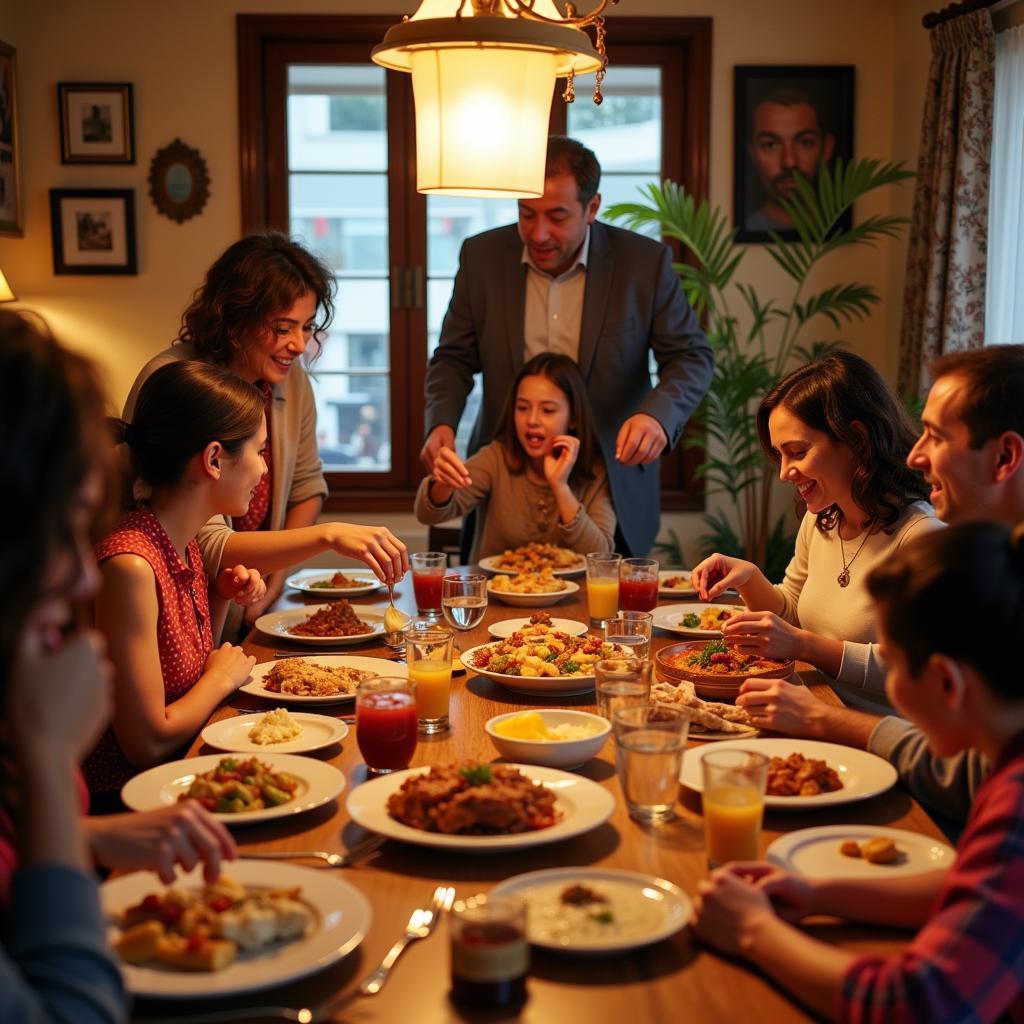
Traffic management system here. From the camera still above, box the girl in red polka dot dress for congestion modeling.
[84,362,271,802]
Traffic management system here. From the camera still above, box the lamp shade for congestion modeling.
[0,269,15,303]
[372,1,605,198]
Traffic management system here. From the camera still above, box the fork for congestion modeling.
[241,834,385,868]
[357,885,455,996]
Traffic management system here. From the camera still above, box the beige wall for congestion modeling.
[0,0,935,558]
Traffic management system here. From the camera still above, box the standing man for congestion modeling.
[746,85,835,234]
[421,136,714,558]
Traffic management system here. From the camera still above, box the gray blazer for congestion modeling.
[424,220,713,556]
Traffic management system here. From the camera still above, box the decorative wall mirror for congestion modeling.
[147,138,209,222]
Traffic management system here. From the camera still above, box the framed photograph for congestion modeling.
[0,39,22,236]
[49,189,137,275]
[58,82,135,164]
[734,66,854,243]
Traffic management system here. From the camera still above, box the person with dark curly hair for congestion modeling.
[124,233,406,636]
[691,351,940,713]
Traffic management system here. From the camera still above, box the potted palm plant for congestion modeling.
[606,159,914,579]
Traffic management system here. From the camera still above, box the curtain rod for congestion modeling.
[922,0,998,28]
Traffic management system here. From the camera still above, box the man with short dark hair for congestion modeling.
[421,136,714,557]
[740,345,1024,825]
[746,86,835,233]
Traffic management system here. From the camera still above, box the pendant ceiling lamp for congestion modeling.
[372,0,617,198]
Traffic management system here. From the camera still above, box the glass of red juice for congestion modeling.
[619,557,659,612]
[355,677,418,774]
[411,551,446,617]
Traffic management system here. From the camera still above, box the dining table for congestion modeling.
[130,567,948,1023]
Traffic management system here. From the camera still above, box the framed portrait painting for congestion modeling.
[49,189,137,275]
[0,39,22,236]
[58,82,135,164]
[734,66,854,243]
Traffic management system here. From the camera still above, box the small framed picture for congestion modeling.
[49,189,137,275]
[734,66,854,243]
[0,38,22,236]
[58,82,135,164]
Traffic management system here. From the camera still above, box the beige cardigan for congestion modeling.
[123,342,328,576]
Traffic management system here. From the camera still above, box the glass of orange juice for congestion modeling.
[586,552,621,627]
[701,749,769,869]
[405,627,454,734]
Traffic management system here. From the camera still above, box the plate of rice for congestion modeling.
[201,709,348,754]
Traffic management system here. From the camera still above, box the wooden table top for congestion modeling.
[134,570,944,1022]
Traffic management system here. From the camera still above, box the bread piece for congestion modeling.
[862,837,899,864]
[155,934,238,971]
[839,840,862,858]
[114,920,165,963]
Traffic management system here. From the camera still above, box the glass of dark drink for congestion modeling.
[355,677,418,774]
[450,894,528,1009]
[411,551,447,618]
[618,557,659,612]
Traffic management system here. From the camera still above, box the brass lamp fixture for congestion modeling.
[372,0,618,198]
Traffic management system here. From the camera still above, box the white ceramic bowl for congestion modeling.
[485,709,610,768]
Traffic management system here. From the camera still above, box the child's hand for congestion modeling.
[543,434,579,488]
[432,445,472,490]
[215,564,266,606]
[693,865,778,957]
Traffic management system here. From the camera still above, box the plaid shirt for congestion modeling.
[840,731,1024,1024]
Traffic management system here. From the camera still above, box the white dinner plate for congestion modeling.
[346,763,614,852]
[652,603,746,638]
[485,577,581,607]
[488,617,589,638]
[101,860,371,998]
[239,655,403,705]
[461,640,627,697]
[254,606,386,645]
[479,554,586,577]
[658,569,698,597]
[201,712,348,754]
[680,739,898,810]
[490,867,692,953]
[766,825,956,879]
[285,570,383,597]
[121,753,346,825]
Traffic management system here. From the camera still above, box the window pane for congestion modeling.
[288,63,391,472]
[426,196,519,275]
[310,371,390,471]
[287,66,386,171]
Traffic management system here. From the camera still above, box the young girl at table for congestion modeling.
[0,312,244,1022]
[414,353,615,562]
[691,351,938,717]
[693,521,1024,1023]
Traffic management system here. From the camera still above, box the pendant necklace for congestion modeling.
[837,526,871,588]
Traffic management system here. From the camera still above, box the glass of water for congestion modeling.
[441,573,488,631]
[604,610,653,661]
[595,657,652,722]
[612,703,690,823]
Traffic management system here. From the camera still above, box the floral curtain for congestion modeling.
[899,10,995,397]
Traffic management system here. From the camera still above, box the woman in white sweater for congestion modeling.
[692,352,940,716]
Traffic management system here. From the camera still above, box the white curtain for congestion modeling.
[986,24,1024,346]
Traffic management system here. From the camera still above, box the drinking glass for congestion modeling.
[355,677,418,774]
[701,749,769,868]
[604,610,653,660]
[586,552,622,627]
[619,557,659,612]
[405,627,455,734]
[450,894,529,1010]
[612,703,689,823]
[411,551,447,618]
[595,657,652,722]
[442,573,488,631]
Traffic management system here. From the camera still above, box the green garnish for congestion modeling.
[590,910,615,924]
[682,612,700,628]
[562,660,580,674]
[459,764,493,786]
[698,639,728,668]
[545,652,559,662]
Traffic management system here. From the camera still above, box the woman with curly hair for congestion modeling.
[124,233,406,635]
[691,351,940,715]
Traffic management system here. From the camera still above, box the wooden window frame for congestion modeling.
[237,14,711,513]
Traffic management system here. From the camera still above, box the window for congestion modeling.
[239,16,710,510]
